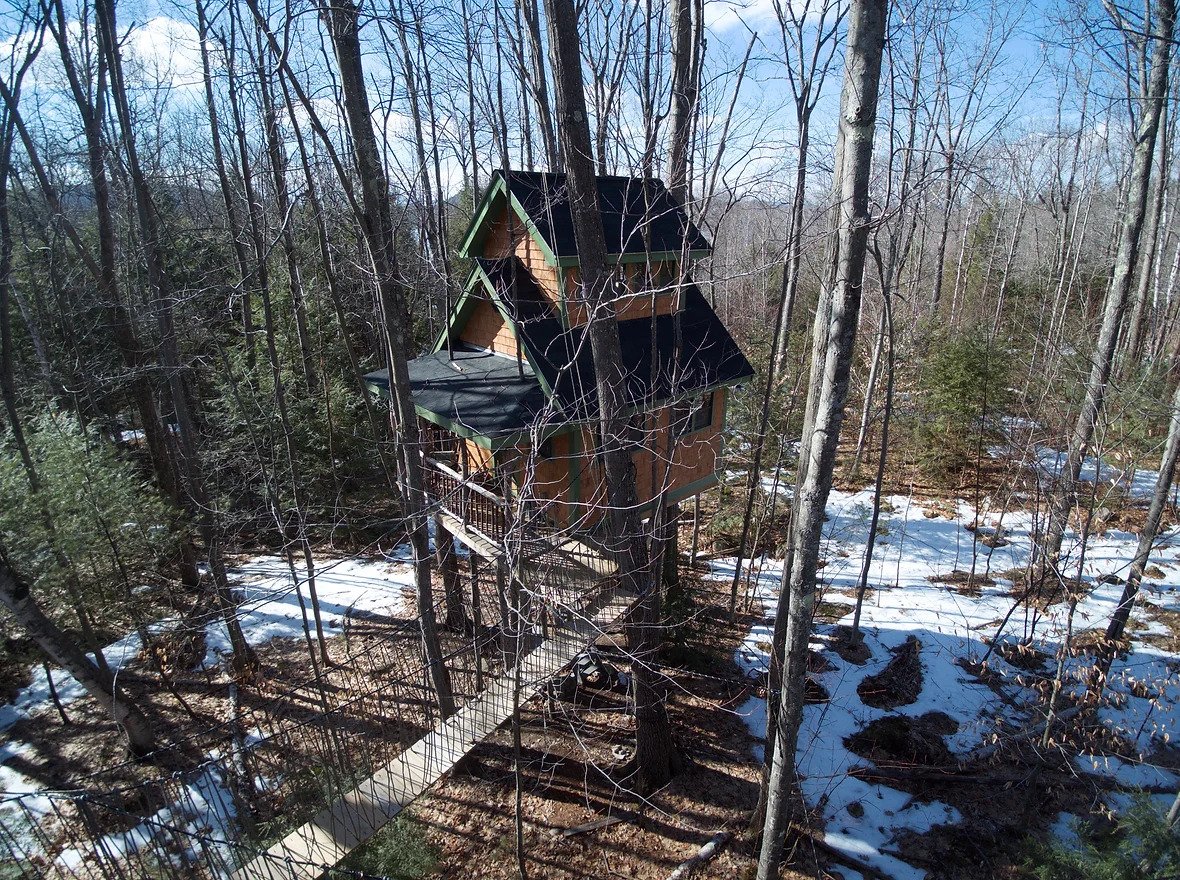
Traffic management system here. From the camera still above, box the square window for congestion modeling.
[676,392,714,438]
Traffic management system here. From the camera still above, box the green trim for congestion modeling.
[413,408,494,448]
[456,175,563,271]
[506,190,560,266]
[457,173,712,267]
[630,472,721,520]
[457,176,506,258]
[431,271,486,353]
[556,265,570,326]
[554,248,710,269]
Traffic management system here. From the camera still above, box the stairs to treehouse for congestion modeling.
[232,458,629,880]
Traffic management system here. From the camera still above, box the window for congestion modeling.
[651,262,676,291]
[538,437,554,459]
[676,392,714,438]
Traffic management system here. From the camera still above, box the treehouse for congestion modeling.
[366,169,753,547]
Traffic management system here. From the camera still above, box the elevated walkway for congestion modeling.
[233,497,629,880]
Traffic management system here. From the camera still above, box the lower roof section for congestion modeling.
[364,347,547,442]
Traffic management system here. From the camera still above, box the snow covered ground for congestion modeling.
[0,551,416,868]
[716,487,1180,879]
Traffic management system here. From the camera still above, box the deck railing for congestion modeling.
[419,454,619,621]
[421,454,509,543]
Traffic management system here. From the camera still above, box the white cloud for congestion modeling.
[125,16,203,91]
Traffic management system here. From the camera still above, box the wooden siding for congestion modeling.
[535,388,727,527]
[462,440,495,475]
[458,299,518,357]
[432,389,727,530]
[563,265,679,326]
[482,205,562,309]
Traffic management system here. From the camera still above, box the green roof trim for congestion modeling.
[555,249,710,269]
[456,175,561,268]
[433,262,557,400]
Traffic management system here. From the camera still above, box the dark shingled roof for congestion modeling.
[494,170,711,259]
[475,256,754,422]
[365,347,547,438]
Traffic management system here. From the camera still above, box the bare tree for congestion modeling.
[0,548,157,757]
[757,2,887,876]
[542,0,681,791]
[318,0,455,718]
[1042,0,1176,570]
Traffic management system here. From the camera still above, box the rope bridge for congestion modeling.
[234,578,634,880]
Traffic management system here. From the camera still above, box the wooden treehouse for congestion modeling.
[366,169,753,562]
[242,172,752,880]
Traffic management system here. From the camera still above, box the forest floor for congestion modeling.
[0,438,1179,879]
[708,438,1180,880]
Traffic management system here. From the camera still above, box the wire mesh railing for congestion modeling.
[0,585,493,880]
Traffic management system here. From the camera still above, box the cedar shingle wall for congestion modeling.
[459,299,518,357]
[483,205,562,309]
[563,266,679,325]
[537,388,727,527]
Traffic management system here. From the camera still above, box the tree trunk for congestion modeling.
[320,0,455,719]
[757,3,887,876]
[1093,375,1180,686]
[667,0,701,205]
[0,551,156,757]
[543,0,680,791]
[434,516,468,632]
[1043,0,1175,569]
[95,0,256,674]
[1123,94,1170,373]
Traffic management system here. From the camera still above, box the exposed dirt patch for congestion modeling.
[929,569,997,598]
[1138,600,1180,654]
[812,599,853,625]
[407,581,821,880]
[845,712,958,768]
[987,638,1051,673]
[857,636,923,709]
[828,626,873,665]
[1069,627,1131,660]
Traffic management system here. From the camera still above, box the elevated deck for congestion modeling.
[230,453,629,879]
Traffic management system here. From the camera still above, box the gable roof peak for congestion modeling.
[461,167,711,262]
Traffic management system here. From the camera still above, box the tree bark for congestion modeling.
[0,550,156,757]
[94,0,256,674]
[543,0,681,791]
[757,3,887,876]
[1093,375,1180,686]
[320,0,455,719]
[1043,0,1175,569]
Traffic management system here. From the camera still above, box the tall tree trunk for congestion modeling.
[667,0,701,205]
[757,3,887,876]
[44,2,197,585]
[0,550,156,757]
[1123,95,1170,372]
[1093,375,1180,687]
[94,0,255,674]
[320,0,455,719]
[543,0,681,791]
[1042,0,1175,569]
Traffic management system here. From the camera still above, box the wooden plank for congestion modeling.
[232,586,636,880]
[437,511,502,561]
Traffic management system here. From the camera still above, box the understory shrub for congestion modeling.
[912,330,1010,479]
[1030,796,1179,880]
[335,814,438,879]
